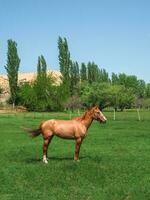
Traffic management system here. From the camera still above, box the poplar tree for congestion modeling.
[99,69,109,82]
[5,39,20,108]
[40,55,47,74]
[80,63,87,81]
[146,83,150,97]
[37,55,47,76]
[70,61,80,95]
[58,37,71,91]
[37,56,41,75]
[87,62,99,83]
[111,73,119,84]
[35,55,54,111]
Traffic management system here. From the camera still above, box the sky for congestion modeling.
[0,0,150,82]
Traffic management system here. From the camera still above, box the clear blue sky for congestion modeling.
[0,0,150,82]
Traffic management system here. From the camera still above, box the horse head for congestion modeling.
[90,106,107,123]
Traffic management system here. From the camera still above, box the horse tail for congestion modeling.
[22,122,43,138]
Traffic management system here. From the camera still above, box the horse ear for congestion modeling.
[94,105,99,109]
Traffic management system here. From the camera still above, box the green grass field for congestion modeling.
[0,110,150,200]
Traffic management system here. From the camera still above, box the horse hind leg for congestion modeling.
[43,134,54,164]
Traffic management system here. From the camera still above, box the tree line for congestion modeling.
[1,37,150,111]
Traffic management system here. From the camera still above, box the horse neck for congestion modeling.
[81,111,93,129]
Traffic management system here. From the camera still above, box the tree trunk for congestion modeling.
[12,102,15,109]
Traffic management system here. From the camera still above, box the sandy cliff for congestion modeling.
[0,70,61,102]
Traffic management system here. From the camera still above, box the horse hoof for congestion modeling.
[74,159,80,162]
[43,159,48,164]
[43,160,48,164]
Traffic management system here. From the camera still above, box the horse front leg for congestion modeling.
[43,135,53,164]
[74,137,83,161]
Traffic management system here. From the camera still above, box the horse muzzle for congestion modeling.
[98,117,107,123]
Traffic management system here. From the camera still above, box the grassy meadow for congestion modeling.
[0,110,150,200]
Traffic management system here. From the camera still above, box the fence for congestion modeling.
[0,109,150,122]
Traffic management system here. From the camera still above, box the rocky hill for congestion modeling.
[0,70,61,103]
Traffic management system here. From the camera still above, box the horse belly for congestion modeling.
[54,126,75,139]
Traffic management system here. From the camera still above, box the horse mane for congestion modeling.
[81,111,89,120]
[73,108,93,121]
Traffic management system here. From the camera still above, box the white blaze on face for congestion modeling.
[100,111,107,121]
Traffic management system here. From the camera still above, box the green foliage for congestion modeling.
[58,37,81,98]
[109,85,136,110]
[87,62,99,84]
[37,56,41,75]
[118,73,127,85]
[18,73,61,111]
[18,82,36,110]
[146,83,150,97]
[0,85,3,94]
[80,62,87,81]
[33,56,54,110]
[33,74,54,111]
[79,82,135,110]
[2,36,150,111]
[70,61,80,95]
[85,62,109,84]
[137,79,146,98]
[111,72,119,85]
[64,95,82,111]
[142,98,150,109]
[40,55,47,73]
[80,82,110,108]
[37,55,47,76]
[111,73,146,99]
[50,84,66,111]
[17,56,65,111]
[117,87,135,110]
[58,37,71,87]
[99,68,109,82]
[5,39,20,106]
[18,72,67,111]
[125,75,138,90]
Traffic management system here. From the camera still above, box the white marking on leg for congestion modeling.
[43,155,48,164]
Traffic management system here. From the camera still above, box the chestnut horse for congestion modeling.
[24,106,107,163]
